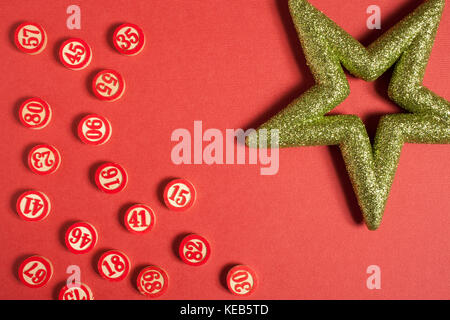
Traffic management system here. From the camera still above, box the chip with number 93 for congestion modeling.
[14,22,47,54]
[163,178,196,212]
[18,255,53,288]
[27,144,61,175]
[97,250,130,282]
[95,162,128,194]
[19,97,52,129]
[77,114,112,145]
[92,69,125,101]
[59,38,92,70]
[136,266,168,298]
[65,222,98,254]
[226,265,257,297]
[124,204,156,234]
[179,234,211,266]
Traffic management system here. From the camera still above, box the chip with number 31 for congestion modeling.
[163,178,196,212]
[95,162,128,194]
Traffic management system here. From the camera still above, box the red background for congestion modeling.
[0,0,449,299]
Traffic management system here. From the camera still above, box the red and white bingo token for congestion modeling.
[113,23,145,56]
[59,38,92,70]
[16,190,51,222]
[226,265,257,297]
[179,234,211,266]
[14,22,47,54]
[19,97,52,129]
[94,162,128,194]
[163,178,196,212]
[58,283,94,300]
[27,144,61,175]
[77,114,112,145]
[124,204,156,234]
[92,69,125,101]
[18,255,53,288]
[97,250,130,282]
[136,266,168,298]
[65,222,98,254]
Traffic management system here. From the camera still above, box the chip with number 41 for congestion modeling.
[124,204,156,234]
[16,190,51,222]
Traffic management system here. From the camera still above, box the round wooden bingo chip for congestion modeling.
[58,283,94,300]
[226,265,257,297]
[113,23,145,56]
[94,162,128,194]
[136,266,168,298]
[124,204,155,234]
[179,234,211,266]
[65,222,98,254]
[16,190,51,222]
[97,250,130,282]
[59,38,92,70]
[92,69,125,101]
[27,144,61,175]
[77,114,112,145]
[163,178,196,212]
[18,255,53,288]
[14,22,47,54]
[19,97,52,129]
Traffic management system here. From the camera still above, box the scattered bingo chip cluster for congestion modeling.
[13,21,257,299]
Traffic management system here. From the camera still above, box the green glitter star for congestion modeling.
[248,0,450,230]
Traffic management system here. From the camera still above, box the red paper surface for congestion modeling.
[0,0,449,300]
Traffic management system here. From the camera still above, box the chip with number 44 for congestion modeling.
[163,178,196,212]
[136,265,168,298]
[59,38,92,70]
[179,234,211,266]
[16,190,51,222]
[98,250,130,282]
[226,265,257,297]
[58,283,94,300]
[19,97,52,129]
[77,114,112,145]
[124,204,156,234]
[27,144,61,175]
[14,22,47,55]
[92,69,125,102]
[18,255,53,288]
[95,162,128,194]
[65,222,98,254]
[113,23,145,56]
